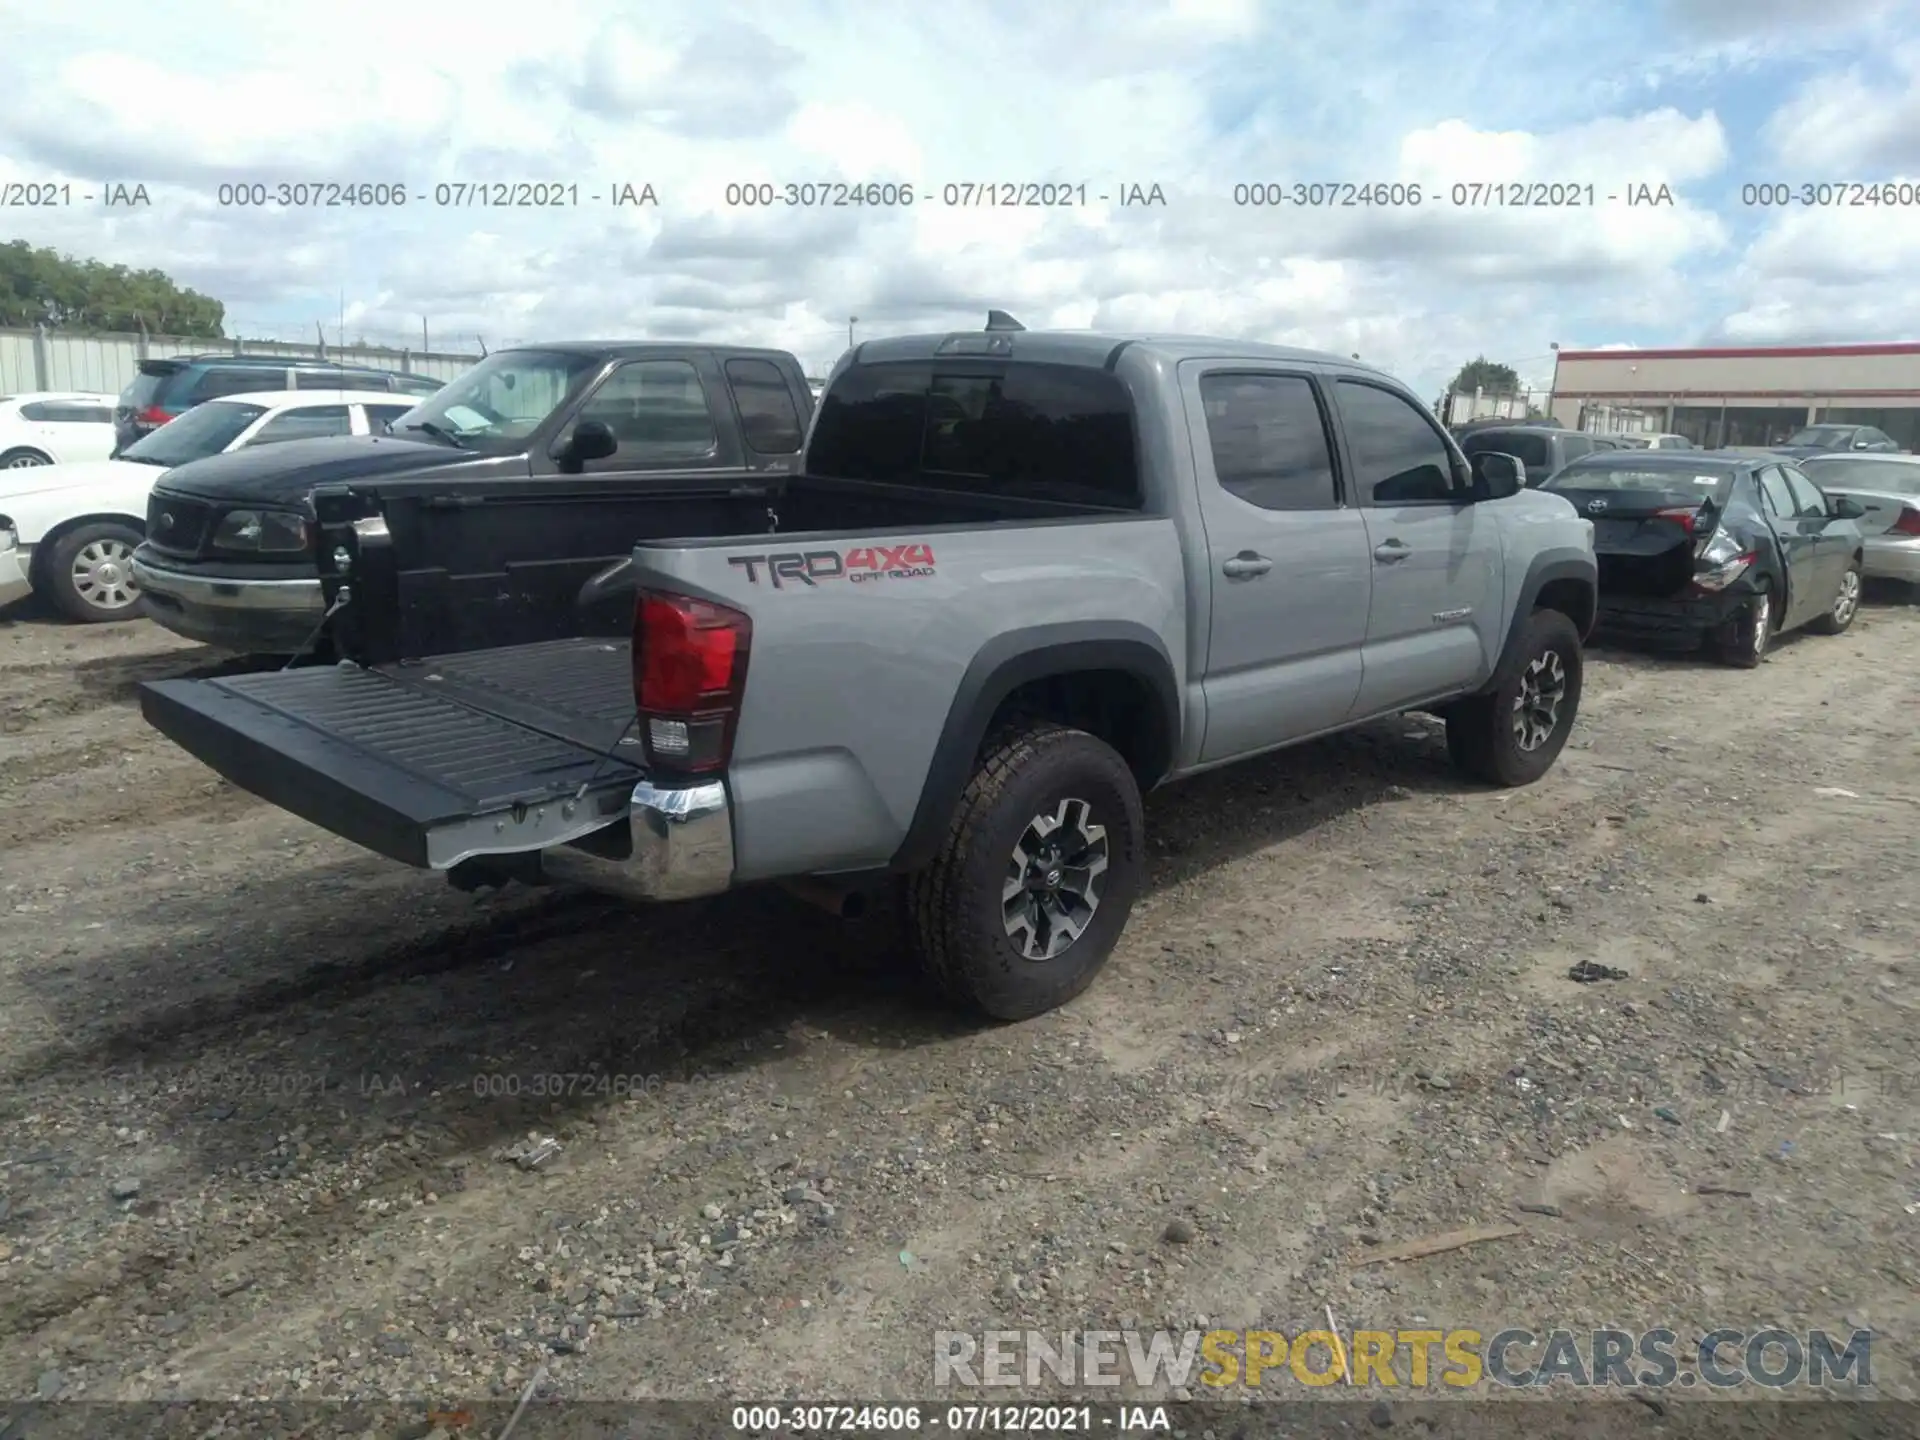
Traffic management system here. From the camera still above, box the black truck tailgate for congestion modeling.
[139,638,642,869]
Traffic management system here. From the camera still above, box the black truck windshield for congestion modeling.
[384,349,603,451]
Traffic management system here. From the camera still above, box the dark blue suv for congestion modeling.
[114,354,442,454]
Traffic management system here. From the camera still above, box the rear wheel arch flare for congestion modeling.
[890,625,1179,872]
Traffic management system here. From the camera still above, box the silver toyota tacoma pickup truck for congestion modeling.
[140,315,1597,1021]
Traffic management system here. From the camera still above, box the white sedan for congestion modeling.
[0,389,419,621]
[0,391,118,468]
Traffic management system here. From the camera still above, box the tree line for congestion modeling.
[0,240,225,337]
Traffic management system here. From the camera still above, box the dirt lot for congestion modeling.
[2,593,1917,1425]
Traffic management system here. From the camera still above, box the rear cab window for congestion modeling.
[807,360,1141,509]
[724,357,805,454]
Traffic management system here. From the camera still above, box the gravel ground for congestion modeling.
[2,592,1917,1430]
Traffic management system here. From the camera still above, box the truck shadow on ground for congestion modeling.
[3,713,1477,1189]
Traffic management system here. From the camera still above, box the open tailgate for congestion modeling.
[139,639,643,869]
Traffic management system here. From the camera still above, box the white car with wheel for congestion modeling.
[0,389,419,622]
[0,392,118,469]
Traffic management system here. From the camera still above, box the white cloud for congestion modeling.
[1761,43,1920,171]
[0,0,1910,396]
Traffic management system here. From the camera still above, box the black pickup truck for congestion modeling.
[130,343,815,655]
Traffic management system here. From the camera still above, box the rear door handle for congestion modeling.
[1221,552,1272,579]
[1373,540,1412,563]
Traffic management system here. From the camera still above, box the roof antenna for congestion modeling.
[985,309,1025,332]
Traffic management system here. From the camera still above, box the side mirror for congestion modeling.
[1831,497,1865,521]
[1471,450,1524,499]
[553,418,617,472]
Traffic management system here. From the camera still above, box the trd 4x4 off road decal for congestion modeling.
[726,543,936,589]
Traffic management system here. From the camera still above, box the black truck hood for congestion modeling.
[154,435,527,505]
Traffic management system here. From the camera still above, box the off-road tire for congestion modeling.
[1446,608,1584,787]
[1809,561,1862,636]
[1714,583,1773,668]
[905,724,1144,1021]
[41,520,145,623]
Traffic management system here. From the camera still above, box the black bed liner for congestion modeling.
[139,638,642,869]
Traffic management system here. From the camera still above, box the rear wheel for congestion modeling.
[1446,608,1583,787]
[1810,562,1862,635]
[43,521,145,623]
[1714,584,1772,668]
[906,724,1144,1021]
[1,447,52,468]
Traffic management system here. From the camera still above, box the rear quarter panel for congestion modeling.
[632,517,1187,881]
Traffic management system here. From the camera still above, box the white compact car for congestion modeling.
[0,391,118,468]
[0,389,419,621]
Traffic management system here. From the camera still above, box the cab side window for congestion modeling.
[1335,380,1462,505]
[574,360,720,465]
[1198,373,1340,511]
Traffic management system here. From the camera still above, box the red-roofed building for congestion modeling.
[1547,342,1920,449]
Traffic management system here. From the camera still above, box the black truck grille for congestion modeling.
[145,491,216,557]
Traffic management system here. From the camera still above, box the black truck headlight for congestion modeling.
[211,509,308,552]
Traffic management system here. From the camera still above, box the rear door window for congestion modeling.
[1197,373,1340,510]
[293,369,351,390]
[724,358,804,454]
[20,401,112,423]
[192,367,286,401]
[1756,466,1795,518]
[1782,469,1829,518]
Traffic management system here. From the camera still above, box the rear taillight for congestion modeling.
[1890,506,1920,537]
[632,589,751,774]
[137,404,172,426]
[1654,506,1702,533]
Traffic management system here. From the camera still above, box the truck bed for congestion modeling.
[141,638,643,869]
[312,471,1118,667]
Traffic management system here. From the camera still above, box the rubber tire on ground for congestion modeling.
[1713,583,1772,668]
[1445,608,1584,788]
[1809,562,1862,635]
[0,447,52,468]
[905,724,1144,1022]
[41,520,146,623]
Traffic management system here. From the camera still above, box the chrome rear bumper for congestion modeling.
[541,779,734,902]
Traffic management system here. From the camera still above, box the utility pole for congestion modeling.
[422,317,429,354]
[848,315,858,350]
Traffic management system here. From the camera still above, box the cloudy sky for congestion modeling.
[1,0,1917,396]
